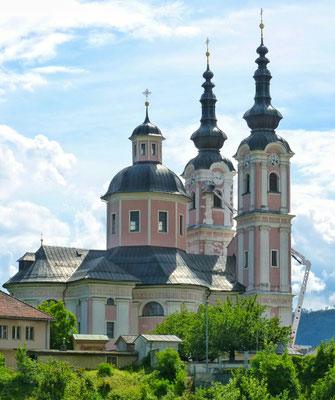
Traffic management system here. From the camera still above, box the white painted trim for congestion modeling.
[260,226,270,290]
[119,200,122,245]
[248,228,254,290]
[148,199,151,245]
[129,210,141,233]
[238,168,244,212]
[250,163,255,210]
[261,162,268,209]
[280,163,288,212]
[280,228,290,292]
[237,230,244,283]
[157,210,168,233]
[270,249,279,267]
[268,170,280,192]
[195,185,200,224]
[175,202,178,247]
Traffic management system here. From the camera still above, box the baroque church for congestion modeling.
[4,24,294,347]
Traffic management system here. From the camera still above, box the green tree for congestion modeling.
[154,295,290,361]
[38,300,77,349]
[310,364,335,400]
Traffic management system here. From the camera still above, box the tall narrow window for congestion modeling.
[151,143,156,155]
[107,322,114,339]
[213,194,222,208]
[12,326,20,340]
[269,173,279,192]
[0,325,7,339]
[111,213,116,235]
[129,211,140,232]
[158,211,168,232]
[179,215,184,235]
[140,143,146,155]
[191,192,196,209]
[271,250,278,267]
[244,174,250,194]
[244,251,249,268]
[133,143,137,157]
[26,327,34,340]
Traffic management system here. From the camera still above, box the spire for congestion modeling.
[191,38,227,150]
[143,88,151,123]
[243,10,283,132]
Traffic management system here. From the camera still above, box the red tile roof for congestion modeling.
[0,290,54,321]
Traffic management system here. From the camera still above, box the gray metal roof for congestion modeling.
[17,252,35,262]
[5,245,244,293]
[139,334,182,342]
[116,335,138,344]
[101,162,189,200]
[183,149,235,176]
[72,334,109,341]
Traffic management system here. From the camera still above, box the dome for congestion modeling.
[102,162,188,199]
[237,131,292,153]
[183,150,235,175]
[130,108,163,138]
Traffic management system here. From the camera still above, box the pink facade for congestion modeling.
[121,199,148,246]
[105,305,117,321]
[138,317,164,334]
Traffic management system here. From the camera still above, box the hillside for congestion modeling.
[295,309,335,346]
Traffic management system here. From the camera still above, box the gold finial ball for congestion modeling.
[206,51,210,57]
[259,23,264,29]
[145,101,149,106]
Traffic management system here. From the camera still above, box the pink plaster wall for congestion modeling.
[188,208,196,226]
[105,305,116,321]
[107,201,120,249]
[151,200,176,248]
[269,228,280,290]
[212,209,225,225]
[255,163,262,209]
[268,193,281,211]
[243,194,251,212]
[147,140,162,163]
[227,236,237,257]
[270,307,279,318]
[121,199,148,246]
[254,228,261,288]
[177,203,187,250]
[138,317,164,334]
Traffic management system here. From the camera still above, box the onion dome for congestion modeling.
[130,92,163,138]
[102,162,188,200]
[190,45,227,150]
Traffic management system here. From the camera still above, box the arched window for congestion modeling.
[191,192,196,209]
[142,301,164,317]
[269,173,279,192]
[106,298,115,306]
[244,174,250,194]
[213,194,222,208]
[45,299,57,305]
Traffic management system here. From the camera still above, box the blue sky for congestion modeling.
[0,0,334,310]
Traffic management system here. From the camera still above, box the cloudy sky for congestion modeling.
[0,0,334,311]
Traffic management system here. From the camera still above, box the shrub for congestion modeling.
[156,348,185,382]
[0,353,4,367]
[15,346,39,386]
[97,362,114,377]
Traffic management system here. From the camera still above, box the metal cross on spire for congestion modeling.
[40,232,44,246]
[205,37,210,65]
[259,8,264,42]
[143,88,151,106]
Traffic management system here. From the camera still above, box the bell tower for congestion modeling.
[234,14,294,325]
[183,39,236,256]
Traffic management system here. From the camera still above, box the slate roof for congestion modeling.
[183,149,235,176]
[116,335,138,344]
[4,245,244,293]
[0,290,53,321]
[139,334,182,342]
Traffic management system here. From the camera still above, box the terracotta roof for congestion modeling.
[0,290,54,321]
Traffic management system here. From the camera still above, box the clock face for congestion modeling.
[212,172,223,185]
[244,155,251,168]
[268,153,280,166]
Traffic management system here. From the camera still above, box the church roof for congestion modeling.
[182,149,235,175]
[4,245,244,293]
[102,162,189,200]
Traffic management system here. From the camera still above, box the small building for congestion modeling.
[115,335,138,352]
[134,334,182,364]
[72,334,110,351]
[0,289,53,367]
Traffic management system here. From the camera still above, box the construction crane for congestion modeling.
[290,248,311,346]
[206,181,312,345]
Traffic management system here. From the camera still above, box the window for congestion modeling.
[158,211,168,233]
[244,251,249,268]
[213,194,222,208]
[140,143,146,155]
[269,173,279,192]
[151,143,156,155]
[111,213,116,235]
[26,327,34,341]
[78,321,81,334]
[0,325,7,339]
[244,174,250,194]
[179,215,184,236]
[142,302,164,317]
[106,298,115,306]
[133,143,137,157]
[107,356,117,366]
[271,250,278,267]
[107,322,114,339]
[12,326,20,340]
[191,192,196,209]
[129,211,140,232]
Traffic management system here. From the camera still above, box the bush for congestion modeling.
[156,348,185,382]
[0,353,4,367]
[15,346,39,386]
[97,362,114,377]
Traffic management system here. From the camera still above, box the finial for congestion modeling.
[205,37,210,65]
[40,232,43,246]
[143,88,151,107]
[259,8,264,43]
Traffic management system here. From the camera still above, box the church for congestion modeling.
[4,23,294,346]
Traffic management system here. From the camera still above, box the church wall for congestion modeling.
[105,304,116,321]
[212,208,225,225]
[107,200,120,249]
[269,228,281,291]
[255,163,262,209]
[177,202,187,250]
[121,199,148,246]
[138,317,164,334]
[151,200,176,248]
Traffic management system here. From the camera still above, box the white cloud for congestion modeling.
[292,260,325,294]
[33,66,85,74]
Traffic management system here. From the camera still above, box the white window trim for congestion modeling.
[0,325,7,339]
[179,214,184,236]
[12,326,20,340]
[270,249,279,267]
[111,212,116,235]
[244,250,249,269]
[268,171,280,193]
[151,142,156,156]
[158,210,168,233]
[129,210,141,233]
[26,326,34,341]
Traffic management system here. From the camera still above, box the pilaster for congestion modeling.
[261,162,268,210]
[237,229,244,283]
[260,226,271,290]
[280,227,290,293]
[247,227,255,290]
[116,298,131,337]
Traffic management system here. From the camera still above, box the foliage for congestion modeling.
[15,345,39,386]
[156,348,186,381]
[0,352,4,367]
[251,344,301,398]
[38,300,77,349]
[154,295,290,360]
[310,364,335,400]
[97,362,114,377]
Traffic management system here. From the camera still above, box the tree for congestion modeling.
[38,300,77,349]
[153,295,290,361]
